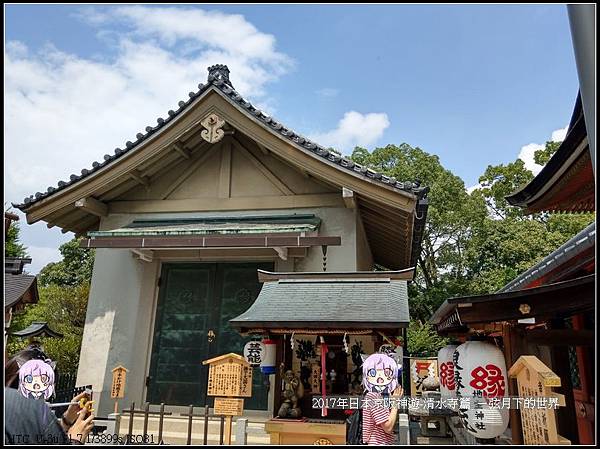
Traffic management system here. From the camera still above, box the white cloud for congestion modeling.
[551,126,568,142]
[25,246,63,275]
[517,126,568,175]
[309,111,390,153]
[4,6,293,207]
[518,143,546,175]
[316,88,339,98]
[466,184,481,194]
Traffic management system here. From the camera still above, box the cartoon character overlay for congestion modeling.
[362,353,399,394]
[18,359,55,400]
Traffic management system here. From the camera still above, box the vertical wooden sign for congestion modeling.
[508,356,570,445]
[111,365,128,414]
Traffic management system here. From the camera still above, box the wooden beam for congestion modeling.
[131,249,154,263]
[109,193,343,214]
[218,139,232,199]
[173,142,191,159]
[273,247,288,260]
[342,187,356,209]
[256,142,269,155]
[525,329,594,346]
[232,137,295,195]
[80,235,342,249]
[74,197,108,217]
[129,170,150,189]
[160,143,219,199]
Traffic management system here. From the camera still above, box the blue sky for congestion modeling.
[5,4,579,273]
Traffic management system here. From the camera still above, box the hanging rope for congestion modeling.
[342,332,349,354]
[290,332,295,351]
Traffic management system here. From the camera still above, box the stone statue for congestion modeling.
[278,368,304,418]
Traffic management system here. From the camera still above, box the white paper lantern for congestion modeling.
[453,340,509,440]
[243,341,265,366]
[260,339,277,375]
[437,344,458,399]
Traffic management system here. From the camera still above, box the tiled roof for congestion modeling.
[229,277,410,331]
[14,64,429,211]
[10,321,63,339]
[4,274,38,310]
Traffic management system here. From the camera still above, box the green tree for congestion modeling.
[406,320,449,356]
[8,238,94,373]
[351,144,488,321]
[467,139,594,293]
[5,221,28,258]
[38,239,95,287]
[7,284,90,371]
[534,140,561,166]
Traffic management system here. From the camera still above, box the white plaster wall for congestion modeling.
[76,246,158,416]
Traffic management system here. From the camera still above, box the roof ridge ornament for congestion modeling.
[207,64,233,88]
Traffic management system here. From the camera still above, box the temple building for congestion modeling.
[14,65,428,417]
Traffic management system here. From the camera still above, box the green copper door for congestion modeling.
[147,262,272,409]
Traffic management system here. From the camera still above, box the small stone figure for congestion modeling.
[278,368,304,418]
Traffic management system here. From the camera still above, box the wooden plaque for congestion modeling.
[111,365,128,399]
[214,397,244,416]
[203,353,252,397]
[509,356,570,445]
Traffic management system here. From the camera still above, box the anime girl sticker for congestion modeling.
[18,358,55,400]
[361,353,399,395]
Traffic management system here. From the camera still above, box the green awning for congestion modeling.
[88,214,321,238]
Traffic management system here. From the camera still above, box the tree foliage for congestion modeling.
[7,284,90,371]
[38,239,95,287]
[406,320,449,357]
[8,238,94,373]
[5,220,28,258]
[351,140,595,335]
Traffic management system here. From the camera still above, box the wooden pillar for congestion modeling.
[273,336,284,418]
[549,318,579,444]
[503,324,525,445]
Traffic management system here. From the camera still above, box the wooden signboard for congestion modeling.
[508,356,570,445]
[409,358,438,397]
[111,365,128,399]
[214,397,244,416]
[203,353,252,398]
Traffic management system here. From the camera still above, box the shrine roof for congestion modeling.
[13,64,429,211]
[5,274,39,311]
[10,321,63,339]
[429,274,594,333]
[506,92,594,214]
[229,275,410,333]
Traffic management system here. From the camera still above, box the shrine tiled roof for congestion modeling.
[230,275,410,332]
[14,64,429,211]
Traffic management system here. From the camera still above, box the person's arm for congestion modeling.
[381,387,403,434]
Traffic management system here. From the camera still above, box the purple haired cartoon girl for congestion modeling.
[18,359,55,400]
[362,353,398,395]
[361,353,403,445]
